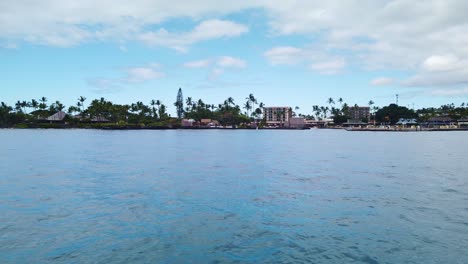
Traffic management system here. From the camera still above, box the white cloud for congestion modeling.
[125,67,165,83]
[259,1,468,90]
[138,19,248,51]
[183,56,246,70]
[264,45,346,74]
[3,0,468,94]
[0,42,18,49]
[88,62,165,92]
[87,78,123,94]
[184,56,246,80]
[430,87,468,96]
[371,77,394,86]
[183,59,211,68]
[264,46,304,65]
[403,55,468,87]
[216,56,246,68]
[422,55,463,72]
[309,58,345,75]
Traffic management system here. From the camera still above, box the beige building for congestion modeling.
[264,106,292,126]
[288,117,305,129]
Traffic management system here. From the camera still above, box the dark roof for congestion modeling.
[427,116,455,122]
[47,111,67,121]
[91,116,110,122]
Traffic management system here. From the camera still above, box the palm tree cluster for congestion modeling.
[0,91,265,127]
[0,96,171,127]
[309,97,383,124]
[416,103,468,121]
[1,92,467,128]
[182,95,261,126]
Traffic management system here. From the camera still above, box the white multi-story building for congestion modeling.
[263,106,292,126]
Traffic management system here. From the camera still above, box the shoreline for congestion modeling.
[1,126,467,132]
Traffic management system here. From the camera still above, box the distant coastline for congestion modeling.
[2,125,467,132]
[2,91,467,131]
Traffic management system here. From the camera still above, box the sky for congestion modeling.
[1,0,468,115]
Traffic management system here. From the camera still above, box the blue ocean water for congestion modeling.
[0,129,467,263]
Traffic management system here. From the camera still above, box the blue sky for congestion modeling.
[1,1,468,115]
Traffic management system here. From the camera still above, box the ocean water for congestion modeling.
[0,129,467,263]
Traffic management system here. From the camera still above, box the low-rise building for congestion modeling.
[263,106,292,126]
[424,116,456,127]
[47,111,67,122]
[304,118,333,128]
[342,119,368,127]
[458,118,468,128]
[91,116,110,123]
[288,117,305,129]
[181,119,196,127]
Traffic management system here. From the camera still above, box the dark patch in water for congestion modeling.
[343,253,380,264]
[443,188,458,193]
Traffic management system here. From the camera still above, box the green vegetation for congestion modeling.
[375,104,417,124]
[1,91,467,128]
[309,98,468,125]
[0,90,262,128]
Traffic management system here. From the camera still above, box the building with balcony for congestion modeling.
[350,106,370,121]
[263,106,292,126]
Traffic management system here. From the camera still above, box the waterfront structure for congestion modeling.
[181,119,196,127]
[424,116,456,128]
[263,106,292,126]
[91,116,110,123]
[288,117,305,129]
[396,118,418,126]
[200,119,220,127]
[350,106,370,121]
[457,118,468,128]
[342,119,368,127]
[304,118,333,128]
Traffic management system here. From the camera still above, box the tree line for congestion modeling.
[1,90,467,128]
[0,89,262,127]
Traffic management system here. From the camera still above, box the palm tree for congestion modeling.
[255,102,265,119]
[197,99,205,109]
[38,97,48,113]
[185,97,193,112]
[227,97,235,106]
[77,96,87,112]
[158,104,167,120]
[150,99,158,118]
[320,106,329,119]
[368,100,375,124]
[312,105,321,120]
[246,93,257,117]
[294,106,300,117]
[20,101,30,114]
[30,99,38,112]
[244,101,252,117]
[55,101,65,112]
[327,97,335,106]
[15,101,22,113]
[68,106,80,115]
